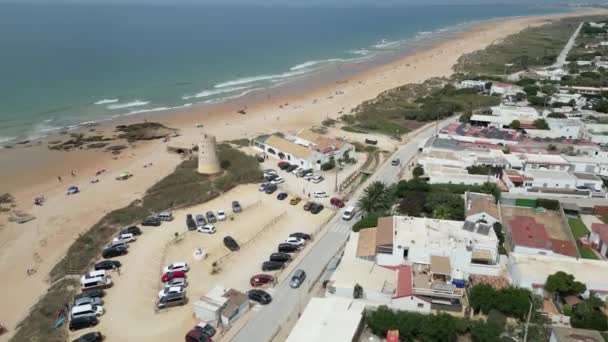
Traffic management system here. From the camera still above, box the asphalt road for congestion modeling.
[231,118,456,342]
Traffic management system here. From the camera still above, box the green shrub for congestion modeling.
[353,214,380,232]
[536,198,560,210]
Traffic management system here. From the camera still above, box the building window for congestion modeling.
[417,303,424,308]
[403,248,409,260]
[287,155,291,160]
[267,148,276,155]
[543,183,548,187]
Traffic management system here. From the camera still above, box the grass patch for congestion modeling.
[568,218,590,239]
[455,17,583,75]
[341,125,368,134]
[10,279,78,342]
[579,246,599,259]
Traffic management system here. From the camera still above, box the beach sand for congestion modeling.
[0,8,606,339]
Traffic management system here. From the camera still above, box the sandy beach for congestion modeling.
[0,8,606,340]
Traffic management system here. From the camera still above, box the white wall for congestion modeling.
[513,245,554,256]
[428,173,498,186]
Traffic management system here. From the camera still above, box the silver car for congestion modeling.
[289,269,306,289]
[73,296,103,307]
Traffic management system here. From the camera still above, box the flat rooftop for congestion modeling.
[525,169,575,181]
[286,297,365,342]
[572,172,602,181]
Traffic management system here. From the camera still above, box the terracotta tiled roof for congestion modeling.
[509,216,551,250]
[394,265,413,298]
[550,238,577,257]
[356,228,377,258]
[375,217,394,248]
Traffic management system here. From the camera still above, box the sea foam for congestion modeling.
[214,68,311,89]
[94,98,119,105]
[107,100,150,110]
[182,86,250,100]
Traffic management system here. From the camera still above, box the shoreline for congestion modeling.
[0,8,607,339]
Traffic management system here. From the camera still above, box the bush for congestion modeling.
[469,284,531,319]
[321,160,336,171]
[536,198,560,210]
[352,214,380,232]
[533,118,549,129]
[413,165,424,178]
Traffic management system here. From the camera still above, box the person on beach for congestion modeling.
[57,176,62,182]
[71,170,76,177]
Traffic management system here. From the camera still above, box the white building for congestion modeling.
[490,83,517,96]
[589,22,606,28]
[535,68,565,81]
[522,169,576,189]
[521,153,570,172]
[572,172,604,191]
[525,119,583,139]
[193,286,250,328]
[551,93,587,109]
[465,192,501,227]
[326,230,432,314]
[563,154,608,176]
[286,298,366,342]
[253,129,354,170]
[508,253,608,300]
[550,327,604,342]
[424,164,499,186]
[458,80,486,90]
[588,223,608,259]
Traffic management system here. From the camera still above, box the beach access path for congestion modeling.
[227,117,457,342]
[551,22,583,69]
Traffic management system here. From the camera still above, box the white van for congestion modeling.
[342,206,356,221]
[71,304,104,319]
[80,270,106,284]
[81,275,113,290]
[157,211,174,221]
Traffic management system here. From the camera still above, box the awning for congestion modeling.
[430,255,451,275]
[471,250,493,261]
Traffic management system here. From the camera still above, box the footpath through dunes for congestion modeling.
[78,184,333,341]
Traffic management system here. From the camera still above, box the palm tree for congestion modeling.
[357,181,391,215]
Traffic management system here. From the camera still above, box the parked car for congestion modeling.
[330,197,345,208]
[290,269,307,289]
[248,289,272,305]
[69,316,98,331]
[271,176,285,185]
[232,201,242,213]
[217,210,227,221]
[250,274,275,287]
[310,203,325,214]
[194,322,217,338]
[73,296,102,307]
[291,166,304,174]
[391,158,401,166]
[157,211,174,221]
[290,197,302,205]
[161,270,187,282]
[158,286,185,299]
[164,278,187,289]
[277,192,288,200]
[264,173,279,182]
[163,262,189,273]
[278,161,291,170]
[313,191,328,198]
[197,224,216,234]
[269,252,292,263]
[71,304,104,319]
[75,289,104,300]
[102,246,127,259]
[106,240,128,250]
[297,169,312,177]
[286,165,298,172]
[285,237,306,247]
[303,202,314,211]
[261,261,285,271]
[206,211,217,223]
[259,182,271,191]
[186,214,197,230]
[81,270,106,283]
[312,175,324,184]
[223,236,240,251]
[303,173,314,180]
[289,232,312,241]
[278,243,300,253]
[142,216,161,226]
[365,138,378,145]
[157,292,187,309]
[120,226,141,236]
[194,214,206,228]
[113,233,136,243]
[263,169,277,176]
[264,184,277,194]
[72,331,103,342]
[81,276,112,291]
[94,260,121,271]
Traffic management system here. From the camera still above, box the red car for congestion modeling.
[161,270,187,282]
[330,197,345,208]
[250,274,275,287]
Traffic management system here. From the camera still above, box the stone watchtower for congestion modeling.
[197,133,221,174]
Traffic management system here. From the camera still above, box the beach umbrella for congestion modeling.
[68,186,78,191]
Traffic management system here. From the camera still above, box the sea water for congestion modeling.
[0,2,566,142]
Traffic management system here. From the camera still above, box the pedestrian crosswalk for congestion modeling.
[329,223,352,234]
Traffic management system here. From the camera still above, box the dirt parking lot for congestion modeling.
[68,183,333,341]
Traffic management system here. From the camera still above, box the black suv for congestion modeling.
[310,203,324,214]
[142,216,161,226]
[75,289,104,301]
[269,252,292,263]
[102,245,127,259]
[248,289,272,305]
[69,316,98,331]
[223,236,240,252]
[94,260,121,271]
[289,232,312,241]
[120,226,142,236]
[72,332,103,342]
[264,184,277,194]
[186,214,197,231]
[261,261,285,271]
[278,243,299,253]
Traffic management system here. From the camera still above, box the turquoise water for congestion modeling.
[0,3,566,142]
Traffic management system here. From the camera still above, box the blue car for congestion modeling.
[277,192,288,200]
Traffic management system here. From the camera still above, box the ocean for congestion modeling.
[0,3,567,143]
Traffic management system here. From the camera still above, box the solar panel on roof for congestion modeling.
[476,225,491,236]
[463,221,475,232]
